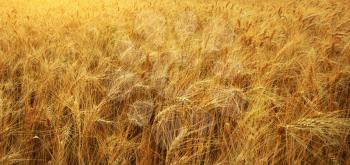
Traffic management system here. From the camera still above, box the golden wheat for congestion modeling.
[0,0,349,164]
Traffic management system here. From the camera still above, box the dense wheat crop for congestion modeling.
[0,0,350,164]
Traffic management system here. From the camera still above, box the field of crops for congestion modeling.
[0,0,350,164]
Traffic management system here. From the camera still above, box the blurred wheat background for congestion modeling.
[0,0,350,164]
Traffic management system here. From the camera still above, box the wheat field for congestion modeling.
[0,0,350,164]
